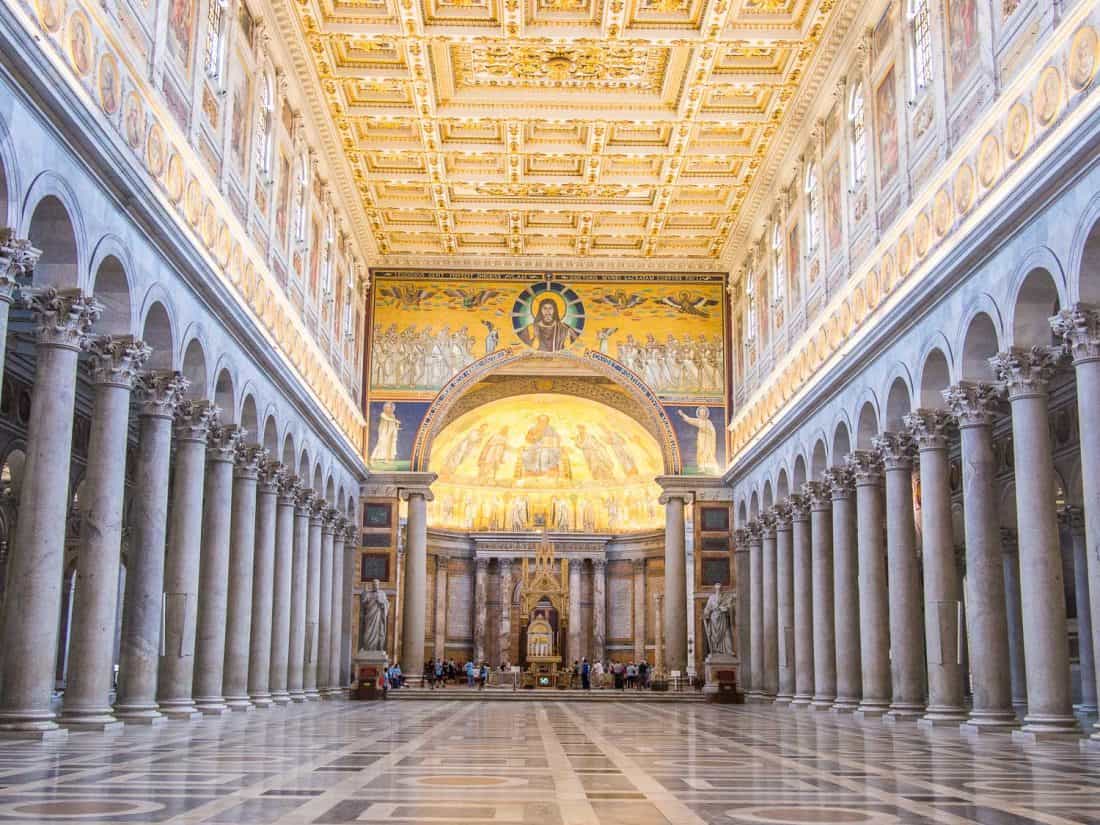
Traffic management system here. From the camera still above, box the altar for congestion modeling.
[518,531,569,689]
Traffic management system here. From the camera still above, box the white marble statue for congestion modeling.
[678,406,719,474]
[702,583,735,656]
[358,579,389,653]
[369,401,400,464]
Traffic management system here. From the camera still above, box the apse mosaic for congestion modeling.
[425,394,664,532]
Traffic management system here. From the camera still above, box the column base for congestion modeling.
[289,690,307,703]
[224,699,255,713]
[883,706,924,724]
[830,699,860,714]
[960,716,1019,736]
[157,701,204,721]
[853,702,889,720]
[270,691,291,705]
[248,696,275,708]
[918,706,969,728]
[304,690,321,701]
[748,694,774,704]
[194,699,230,716]
[773,694,793,706]
[810,698,836,711]
[117,712,167,727]
[1075,703,1099,716]
[791,694,813,708]
[1013,715,1082,744]
[59,706,124,732]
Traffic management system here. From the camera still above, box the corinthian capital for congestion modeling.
[173,399,219,443]
[293,483,313,514]
[0,232,40,296]
[872,431,916,469]
[822,465,855,498]
[989,347,1065,399]
[789,493,810,521]
[309,494,327,521]
[234,443,267,479]
[846,450,884,485]
[23,287,101,350]
[759,511,777,536]
[802,480,831,509]
[942,381,1004,428]
[87,336,152,388]
[259,460,285,493]
[207,424,245,463]
[1050,305,1100,364]
[904,409,957,451]
[133,370,190,419]
[277,473,300,505]
[322,506,341,531]
[746,520,763,542]
[772,500,792,528]
[344,523,359,545]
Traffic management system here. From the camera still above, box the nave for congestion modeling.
[0,701,1099,825]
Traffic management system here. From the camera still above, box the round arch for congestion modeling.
[409,347,682,474]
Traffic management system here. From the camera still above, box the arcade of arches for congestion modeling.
[5,0,1100,821]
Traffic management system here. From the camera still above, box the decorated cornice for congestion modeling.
[11,0,367,454]
[727,8,1100,467]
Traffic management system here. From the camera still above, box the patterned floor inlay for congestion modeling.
[0,701,1098,823]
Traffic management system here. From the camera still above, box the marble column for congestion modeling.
[761,512,779,698]
[247,461,282,708]
[774,502,795,705]
[500,558,514,665]
[326,521,347,695]
[871,431,926,722]
[991,348,1078,741]
[157,400,218,720]
[400,482,433,684]
[632,558,647,663]
[790,494,814,707]
[115,372,189,724]
[804,482,836,710]
[825,466,860,712]
[734,529,752,693]
[269,477,299,704]
[568,559,583,663]
[341,524,357,687]
[661,491,690,673]
[592,559,607,664]
[943,383,1018,731]
[61,337,150,731]
[848,451,890,719]
[433,555,449,663]
[0,290,99,739]
[1064,507,1098,714]
[474,557,489,665]
[0,235,39,377]
[747,523,764,699]
[221,443,266,712]
[287,488,313,702]
[1051,307,1100,743]
[317,509,336,696]
[904,412,967,726]
[193,425,244,715]
[304,498,325,699]
[1001,528,1028,712]
[394,546,406,662]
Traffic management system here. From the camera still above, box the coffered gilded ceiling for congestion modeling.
[280,0,852,270]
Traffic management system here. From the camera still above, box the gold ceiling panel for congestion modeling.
[288,0,851,264]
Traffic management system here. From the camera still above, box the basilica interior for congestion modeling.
[3,0,1100,821]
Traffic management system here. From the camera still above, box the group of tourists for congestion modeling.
[421,658,497,689]
[568,658,653,690]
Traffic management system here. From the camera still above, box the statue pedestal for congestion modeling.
[353,651,389,700]
[703,653,743,703]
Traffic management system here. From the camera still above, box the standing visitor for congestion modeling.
[465,660,474,687]
[582,658,591,690]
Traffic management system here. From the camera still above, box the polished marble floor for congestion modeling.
[2,700,1100,824]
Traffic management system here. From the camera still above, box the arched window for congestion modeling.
[771,223,785,307]
[254,72,273,177]
[805,163,820,252]
[293,153,309,243]
[849,83,867,186]
[203,0,228,83]
[909,0,933,94]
